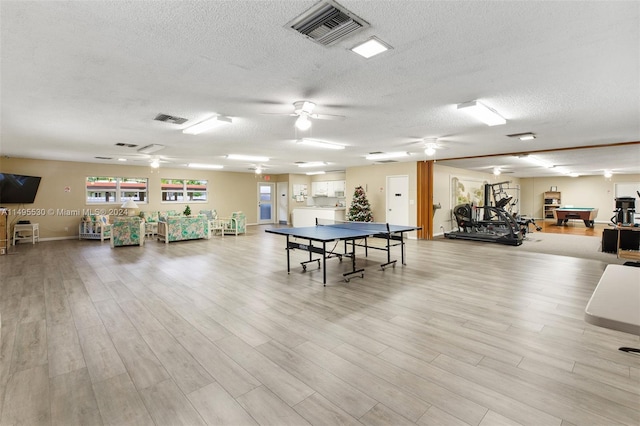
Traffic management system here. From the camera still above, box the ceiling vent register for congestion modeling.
[154,113,188,125]
[288,0,369,46]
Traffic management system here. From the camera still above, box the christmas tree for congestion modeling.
[347,186,373,222]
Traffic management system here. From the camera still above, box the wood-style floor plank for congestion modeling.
[0,226,638,426]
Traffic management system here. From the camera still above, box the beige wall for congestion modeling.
[346,162,417,225]
[520,174,640,222]
[1,157,278,239]
[5,155,636,240]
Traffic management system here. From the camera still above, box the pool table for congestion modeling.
[553,207,598,227]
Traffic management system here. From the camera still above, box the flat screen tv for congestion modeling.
[0,173,42,204]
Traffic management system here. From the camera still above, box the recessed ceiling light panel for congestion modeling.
[351,37,392,58]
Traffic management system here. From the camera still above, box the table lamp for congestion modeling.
[121,199,139,216]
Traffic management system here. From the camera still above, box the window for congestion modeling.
[86,177,148,204]
[161,179,208,203]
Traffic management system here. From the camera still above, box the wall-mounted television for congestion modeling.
[0,173,42,204]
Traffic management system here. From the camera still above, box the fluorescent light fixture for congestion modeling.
[305,171,326,175]
[188,163,224,169]
[507,132,536,141]
[604,170,613,178]
[524,155,554,168]
[296,138,345,150]
[298,162,328,168]
[351,37,392,59]
[365,152,410,161]
[295,114,311,131]
[183,115,232,135]
[457,100,506,126]
[150,159,160,168]
[138,144,165,154]
[226,154,270,162]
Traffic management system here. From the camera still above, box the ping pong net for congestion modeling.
[315,218,391,234]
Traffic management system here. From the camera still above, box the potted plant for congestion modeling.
[183,205,191,216]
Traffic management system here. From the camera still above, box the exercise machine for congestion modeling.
[445,181,524,246]
[611,192,638,226]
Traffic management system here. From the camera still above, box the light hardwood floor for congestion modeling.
[1,225,639,426]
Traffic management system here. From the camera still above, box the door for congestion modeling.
[386,175,409,225]
[277,182,288,224]
[258,183,275,224]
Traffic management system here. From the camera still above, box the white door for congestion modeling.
[386,175,409,225]
[277,182,288,224]
[258,183,275,224]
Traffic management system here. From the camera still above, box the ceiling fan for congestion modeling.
[263,100,345,130]
[406,138,450,157]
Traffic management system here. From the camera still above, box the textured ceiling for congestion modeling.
[1,1,638,177]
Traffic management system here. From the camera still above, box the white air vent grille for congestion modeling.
[288,1,369,46]
[154,113,188,125]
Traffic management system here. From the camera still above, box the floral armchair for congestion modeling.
[110,216,145,247]
[219,211,246,236]
[79,214,111,241]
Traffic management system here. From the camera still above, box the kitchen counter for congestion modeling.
[292,207,346,227]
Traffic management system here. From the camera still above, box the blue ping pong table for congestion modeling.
[265,221,420,285]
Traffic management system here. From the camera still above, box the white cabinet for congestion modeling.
[311,181,329,196]
[330,180,345,197]
[312,180,345,197]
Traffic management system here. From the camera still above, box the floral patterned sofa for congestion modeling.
[157,215,210,244]
[110,216,145,248]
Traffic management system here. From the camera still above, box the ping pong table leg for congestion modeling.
[286,235,290,274]
[323,241,327,286]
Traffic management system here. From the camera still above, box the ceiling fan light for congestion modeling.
[295,114,311,131]
[424,144,436,156]
[150,159,160,168]
[493,168,501,176]
[296,138,345,150]
[183,115,232,135]
[604,170,613,178]
[457,100,506,126]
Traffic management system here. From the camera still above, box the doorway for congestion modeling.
[258,182,275,224]
[386,175,409,225]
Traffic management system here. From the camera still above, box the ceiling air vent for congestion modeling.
[154,113,188,125]
[287,0,369,46]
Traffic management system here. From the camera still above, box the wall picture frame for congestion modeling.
[550,186,558,191]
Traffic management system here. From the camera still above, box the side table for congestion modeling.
[13,223,39,245]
